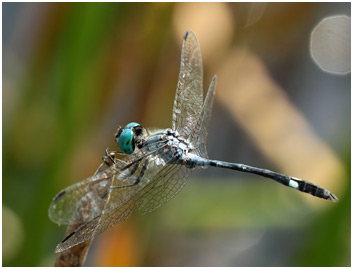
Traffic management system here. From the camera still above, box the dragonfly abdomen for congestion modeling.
[184,154,337,201]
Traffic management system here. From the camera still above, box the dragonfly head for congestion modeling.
[115,122,143,154]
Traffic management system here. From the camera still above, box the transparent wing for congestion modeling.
[189,75,217,158]
[48,167,114,225]
[48,157,140,226]
[140,164,192,215]
[172,30,204,136]
[55,146,181,252]
[49,133,165,225]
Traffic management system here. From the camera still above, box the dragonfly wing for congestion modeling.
[140,164,192,215]
[48,167,114,225]
[49,157,131,226]
[189,75,217,158]
[54,180,144,252]
[172,30,204,136]
[55,145,179,252]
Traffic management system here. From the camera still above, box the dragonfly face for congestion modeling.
[115,122,144,154]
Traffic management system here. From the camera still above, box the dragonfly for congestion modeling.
[49,30,338,254]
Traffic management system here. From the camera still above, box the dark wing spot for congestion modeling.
[53,190,66,202]
[184,31,189,40]
[61,230,75,243]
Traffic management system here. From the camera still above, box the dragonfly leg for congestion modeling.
[103,148,128,167]
[110,159,149,189]
[102,147,116,167]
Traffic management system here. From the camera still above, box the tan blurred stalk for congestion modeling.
[54,226,92,267]
[173,2,234,64]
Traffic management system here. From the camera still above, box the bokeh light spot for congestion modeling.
[310,15,351,75]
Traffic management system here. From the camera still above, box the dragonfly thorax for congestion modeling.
[163,128,194,159]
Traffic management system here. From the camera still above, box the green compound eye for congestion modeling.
[118,128,135,154]
[117,122,141,154]
[125,122,140,129]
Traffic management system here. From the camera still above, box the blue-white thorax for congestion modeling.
[116,123,195,164]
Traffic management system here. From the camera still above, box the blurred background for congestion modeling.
[3,2,350,266]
